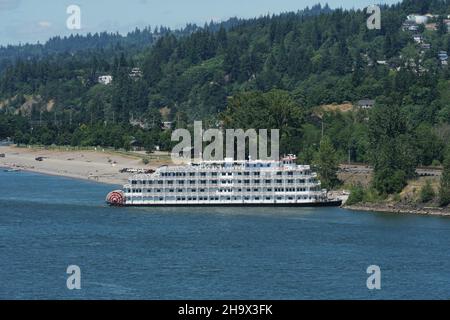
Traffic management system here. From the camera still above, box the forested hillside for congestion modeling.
[2,0,450,196]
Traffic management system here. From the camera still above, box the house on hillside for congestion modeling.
[162,121,173,130]
[402,20,418,31]
[356,99,375,110]
[407,14,429,25]
[129,67,143,79]
[413,34,424,43]
[438,51,448,61]
[98,75,113,85]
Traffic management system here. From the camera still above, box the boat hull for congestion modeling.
[109,200,343,208]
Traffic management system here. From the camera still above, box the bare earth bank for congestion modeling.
[0,146,168,186]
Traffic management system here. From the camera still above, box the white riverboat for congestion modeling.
[106,155,342,207]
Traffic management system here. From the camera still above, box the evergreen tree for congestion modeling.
[369,103,417,194]
[313,136,340,190]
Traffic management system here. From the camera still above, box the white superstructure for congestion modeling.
[106,155,342,207]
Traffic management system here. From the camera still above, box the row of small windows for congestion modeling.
[157,171,312,178]
[131,179,317,185]
[126,195,320,202]
[127,187,315,193]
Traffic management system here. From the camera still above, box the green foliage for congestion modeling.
[346,184,365,205]
[373,168,408,195]
[420,180,436,203]
[369,103,417,194]
[0,116,169,152]
[1,0,450,188]
[313,136,340,190]
[221,89,304,155]
[346,184,385,205]
[440,149,450,206]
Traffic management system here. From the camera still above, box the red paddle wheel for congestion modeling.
[106,190,125,206]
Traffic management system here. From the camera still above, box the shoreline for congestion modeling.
[2,145,450,217]
[0,145,169,186]
[0,164,121,186]
[343,203,450,217]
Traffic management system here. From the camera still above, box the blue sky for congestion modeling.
[0,0,400,46]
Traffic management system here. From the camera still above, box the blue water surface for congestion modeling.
[0,170,449,300]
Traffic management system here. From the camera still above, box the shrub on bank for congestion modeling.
[346,184,386,205]
[346,185,365,205]
[420,180,436,203]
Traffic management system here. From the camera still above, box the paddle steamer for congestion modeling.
[106,155,342,207]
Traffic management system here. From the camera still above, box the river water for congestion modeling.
[0,170,449,299]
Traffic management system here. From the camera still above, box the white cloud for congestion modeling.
[38,21,52,28]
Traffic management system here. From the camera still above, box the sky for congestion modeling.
[0,0,401,46]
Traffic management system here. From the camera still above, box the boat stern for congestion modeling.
[106,190,125,206]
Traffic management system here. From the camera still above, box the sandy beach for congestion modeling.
[0,145,171,185]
